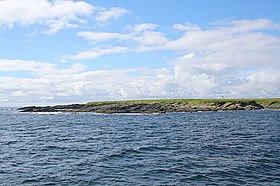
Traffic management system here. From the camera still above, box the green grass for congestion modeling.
[86,98,280,106]
[254,98,280,106]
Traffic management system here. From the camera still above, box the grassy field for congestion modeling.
[87,98,280,106]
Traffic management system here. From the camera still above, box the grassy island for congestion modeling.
[87,98,280,106]
[19,98,280,113]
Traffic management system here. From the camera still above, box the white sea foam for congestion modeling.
[30,112,64,115]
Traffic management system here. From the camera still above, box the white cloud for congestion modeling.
[134,31,168,49]
[0,0,94,34]
[227,19,280,33]
[132,31,168,52]
[11,91,24,97]
[76,23,160,44]
[0,97,9,102]
[1,57,279,107]
[0,59,86,75]
[164,19,280,98]
[166,19,280,69]
[77,31,129,43]
[128,23,158,33]
[70,19,280,65]
[0,60,172,106]
[66,46,128,60]
[0,59,56,73]
[168,19,280,51]
[95,7,129,23]
[173,23,201,31]
[237,68,280,97]
[1,19,280,106]
[70,23,168,59]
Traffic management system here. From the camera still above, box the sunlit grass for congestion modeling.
[86,98,280,106]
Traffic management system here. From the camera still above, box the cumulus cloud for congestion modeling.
[1,58,279,107]
[0,0,94,34]
[77,31,129,43]
[0,59,89,105]
[0,59,56,74]
[237,68,280,97]
[165,19,280,98]
[65,46,128,60]
[0,59,86,75]
[76,19,279,60]
[127,23,158,33]
[0,59,173,106]
[227,19,280,33]
[173,23,201,31]
[76,23,160,43]
[1,19,280,106]
[166,19,280,68]
[69,23,168,60]
[95,7,129,23]
[134,31,168,51]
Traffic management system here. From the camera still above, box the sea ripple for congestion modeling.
[0,109,279,185]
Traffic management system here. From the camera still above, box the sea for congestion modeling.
[0,108,279,186]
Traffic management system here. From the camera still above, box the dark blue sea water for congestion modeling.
[0,109,279,185]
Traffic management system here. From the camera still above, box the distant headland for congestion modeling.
[18,98,280,114]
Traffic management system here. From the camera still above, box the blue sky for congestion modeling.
[0,0,280,106]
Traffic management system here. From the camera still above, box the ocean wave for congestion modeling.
[105,145,171,161]
[92,112,161,116]
[24,112,65,115]
[134,145,172,151]
[1,109,279,185]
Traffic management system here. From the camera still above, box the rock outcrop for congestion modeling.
[17,99,276,113]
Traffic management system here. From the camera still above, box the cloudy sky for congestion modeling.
[0,0,280,106]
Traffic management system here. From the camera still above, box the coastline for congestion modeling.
[18,98,280,113]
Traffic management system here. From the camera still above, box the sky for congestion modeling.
[0,0,280,106]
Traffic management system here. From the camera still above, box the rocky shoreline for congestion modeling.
[18,99,280,114]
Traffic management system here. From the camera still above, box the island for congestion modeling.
[18,98,280,114]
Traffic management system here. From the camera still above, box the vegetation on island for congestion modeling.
[86,98,280,108]
[19,98,280,113]
[87,98,280,105]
